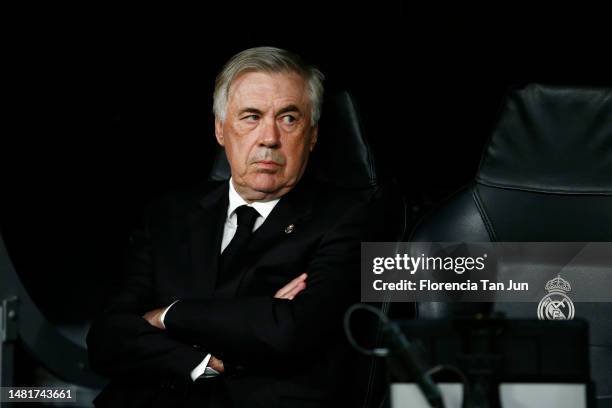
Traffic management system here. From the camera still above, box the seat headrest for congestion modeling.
[208,91,377,189]
[476,84,612,194]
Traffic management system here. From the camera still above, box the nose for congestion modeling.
[258,116,281,148]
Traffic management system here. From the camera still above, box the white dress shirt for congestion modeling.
[160,178,280,381]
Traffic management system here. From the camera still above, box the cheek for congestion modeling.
[284,141,311,168]
[226,136,251,162]
[225,146,248,176]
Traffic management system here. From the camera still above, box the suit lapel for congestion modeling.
[235,179,315,293]
[250,189,312,247]
[187,182,228,298]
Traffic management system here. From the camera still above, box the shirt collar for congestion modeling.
[227,178,280,221]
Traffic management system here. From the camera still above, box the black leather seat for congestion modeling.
[410,84,612,403]
[209,90,406,408]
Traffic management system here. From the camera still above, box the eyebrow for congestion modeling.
[237,105,302,117]
[237,107,264,117]
[276,105,302,116]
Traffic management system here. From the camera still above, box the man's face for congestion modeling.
[215,71,318,201]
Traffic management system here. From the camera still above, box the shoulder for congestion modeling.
[142,180,227,223]
[302,177,377,215]
[292,177,379,232]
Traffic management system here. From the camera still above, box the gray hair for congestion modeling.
[213,47,325,126]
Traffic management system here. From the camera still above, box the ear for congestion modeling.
[215,118,225,146]
[309,126,318,152]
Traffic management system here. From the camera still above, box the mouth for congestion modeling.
[254,160,281,168]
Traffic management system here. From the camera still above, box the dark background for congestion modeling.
[2,5,610,325]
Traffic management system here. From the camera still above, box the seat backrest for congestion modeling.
[410,84,612,400]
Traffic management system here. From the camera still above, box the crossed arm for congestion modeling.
[141,273,308,373]
[87,248,311,382]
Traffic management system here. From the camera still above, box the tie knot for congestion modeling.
[234,205,260,230]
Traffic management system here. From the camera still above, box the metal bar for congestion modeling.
[1,297,18,386]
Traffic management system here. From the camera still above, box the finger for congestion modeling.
[142,314,153,326]
[285,281,306,299]
[280,281,306,300]
[275,273,307,298]
[275,280,301,299]
[210,356,225,373]
[275,273,306,296]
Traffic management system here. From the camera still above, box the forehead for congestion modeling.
[227,71,309,109]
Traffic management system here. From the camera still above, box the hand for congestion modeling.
[142,307,166,330]
[209,355,225,373]
[142,307,226,374]
[274,272,307,300]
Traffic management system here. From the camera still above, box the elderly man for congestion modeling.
[87,47,376,407]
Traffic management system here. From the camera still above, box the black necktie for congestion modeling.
[217,205,260,290]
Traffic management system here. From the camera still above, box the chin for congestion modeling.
[248,174,283,193]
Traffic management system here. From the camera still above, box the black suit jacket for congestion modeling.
[86,176,378,408]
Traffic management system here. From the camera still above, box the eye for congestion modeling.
[281,115,296,124]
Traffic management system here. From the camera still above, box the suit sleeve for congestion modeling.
[163,200,372,367]
[86,205,206,382]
